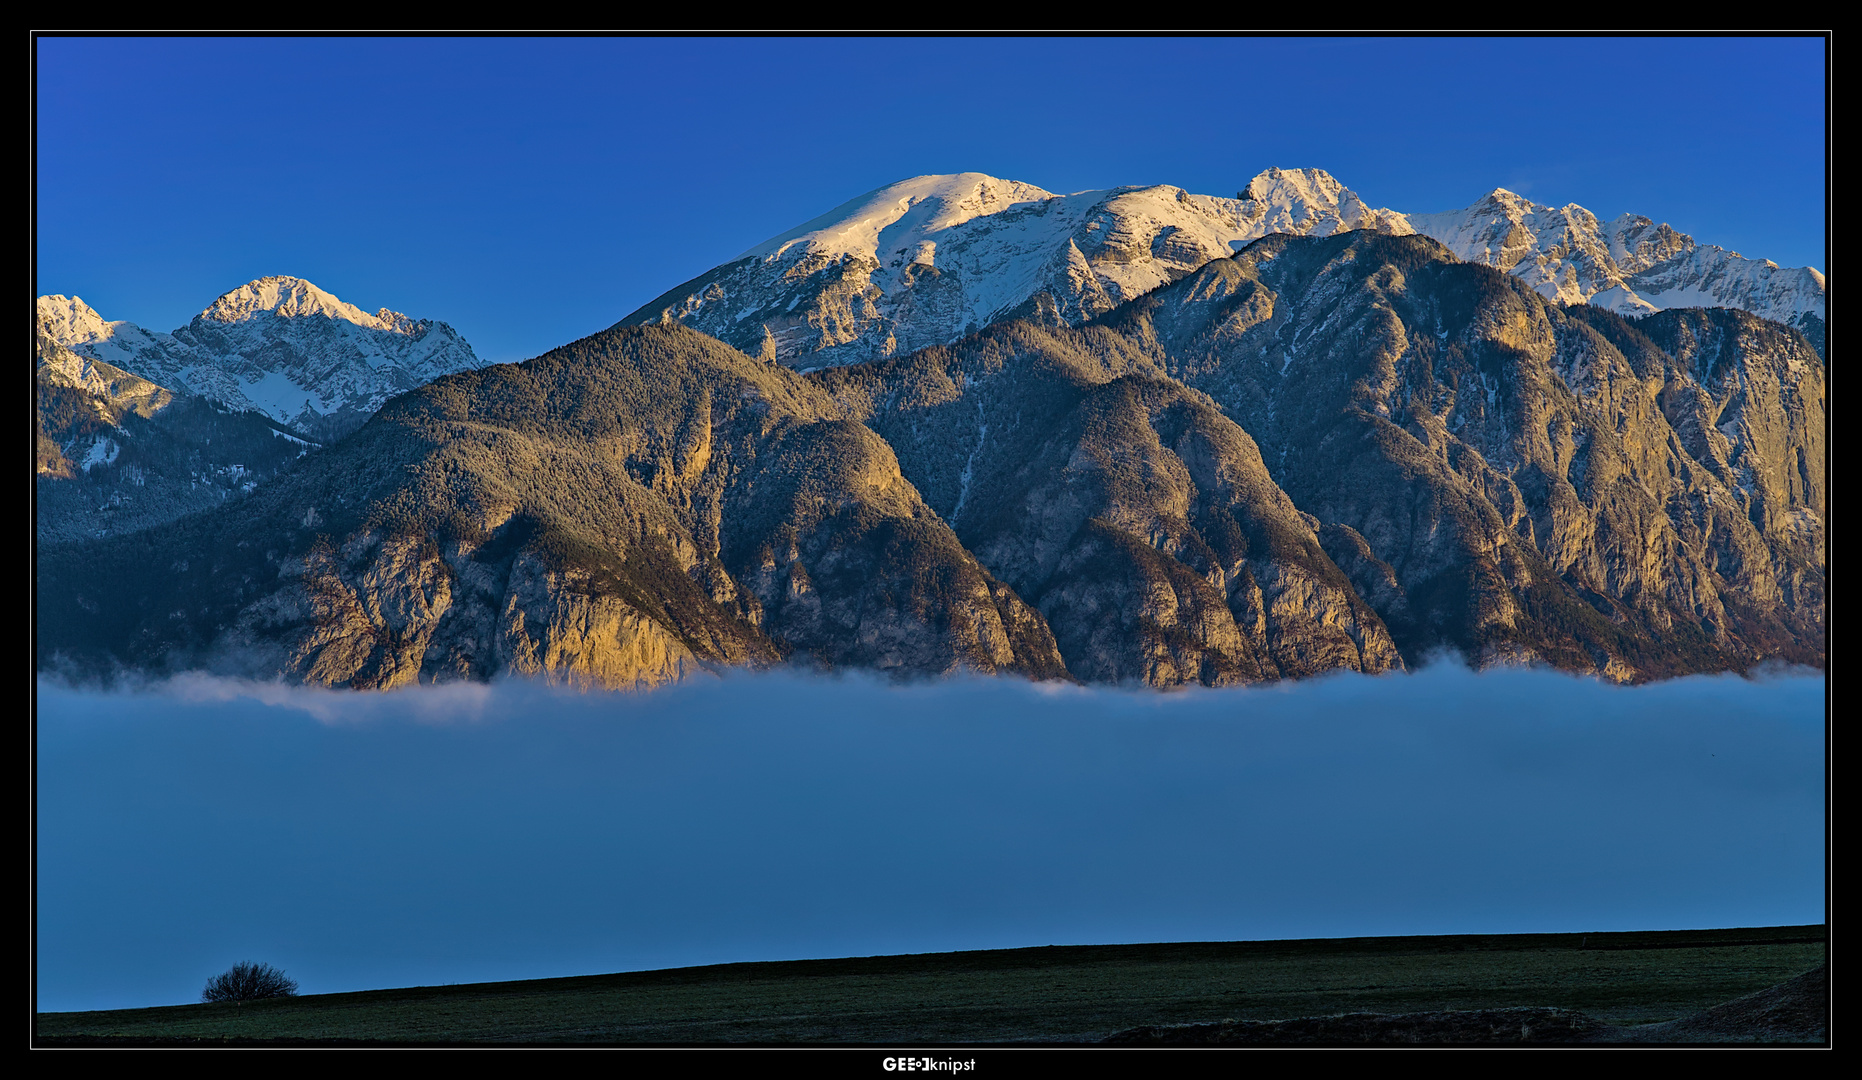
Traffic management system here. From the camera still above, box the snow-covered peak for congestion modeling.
[1474,187,1530,211]
[197,276,410,332]
[1605,213,1696,274]
[1469,188,1596,221]
[1242,166,1348,207]
[370,307,425,336]
[1623,243,1827,331]
[631,167,1416,368]
[1237,167,1413,239]
[37,294,124,348]
[1405,187,1824,348]
[739,173,1061,264]
[36,293,178,374]
[36,280,485,438]
[1410,190,1619,301]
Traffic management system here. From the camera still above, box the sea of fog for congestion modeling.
[36,664,1826,1013]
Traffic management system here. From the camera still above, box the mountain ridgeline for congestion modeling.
[35,329,316,546]
[37,231,1825,689]
[35,279,486,546]
[620,169,1826,370]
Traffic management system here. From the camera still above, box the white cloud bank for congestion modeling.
[36,664,1825,1012]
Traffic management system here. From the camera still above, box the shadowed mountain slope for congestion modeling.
[35,329,313,546]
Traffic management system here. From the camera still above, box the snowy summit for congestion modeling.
[35,276,486,438]
[622,168,1826,368]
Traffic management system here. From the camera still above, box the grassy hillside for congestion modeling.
[36,925,1825,1045]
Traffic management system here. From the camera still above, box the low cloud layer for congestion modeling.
[36,665,1825,1012]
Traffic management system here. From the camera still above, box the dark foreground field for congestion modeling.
[36,925,1826,1046]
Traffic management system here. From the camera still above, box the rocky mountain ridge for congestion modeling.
[1408,189,1826,355]
[621,168,1826,368]
[35,325,313,545]
[38,231,1825,690]
[36,278,485,440]
[35,276,483,544]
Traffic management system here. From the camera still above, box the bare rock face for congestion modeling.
[817,320,1403,687]
[256,532,461,690]
[39,323,1067,690]
[1103,231,1824,678]
[221,534,703,692]
[721,415,1065,678]
[493,553,703,690]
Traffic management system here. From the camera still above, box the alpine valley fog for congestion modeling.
[36,666,1825,1012]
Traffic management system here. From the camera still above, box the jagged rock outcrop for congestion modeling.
[228,534,708,691]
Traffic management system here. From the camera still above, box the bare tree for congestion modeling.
[201,961,298,1003]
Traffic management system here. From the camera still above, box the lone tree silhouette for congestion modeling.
[202,962,298,1003]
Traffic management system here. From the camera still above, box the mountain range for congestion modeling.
[622,168,1826,367]
[38,277,482,440]
[35,278,483,545]
[35,170,1827,690]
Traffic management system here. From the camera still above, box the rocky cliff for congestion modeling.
[1104,232,1824,677]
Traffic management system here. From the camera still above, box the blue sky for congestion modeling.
[36,36,1827,363]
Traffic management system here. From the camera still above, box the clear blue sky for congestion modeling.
[36,35,1828,364]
